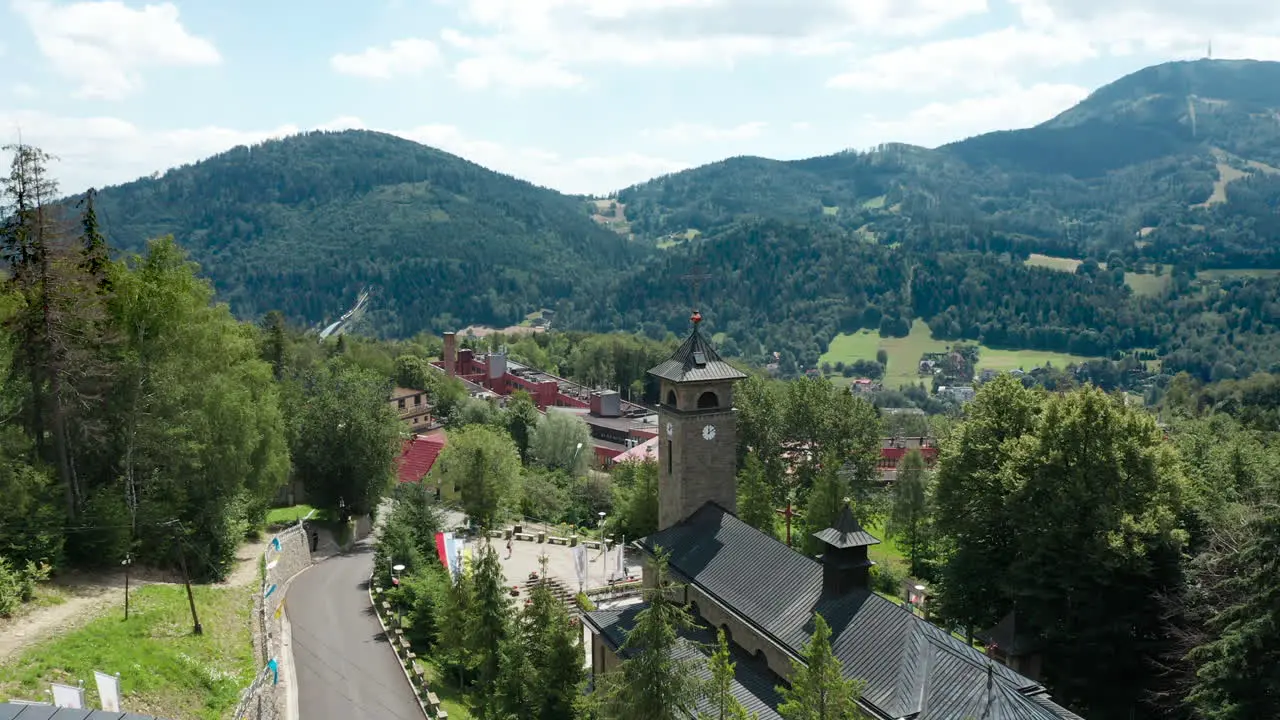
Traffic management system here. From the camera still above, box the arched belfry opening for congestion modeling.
[648,309,748,531]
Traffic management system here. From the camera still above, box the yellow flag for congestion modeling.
[273,602,283,619]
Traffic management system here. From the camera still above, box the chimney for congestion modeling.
[443,332,457,377]
[813,504,880,597]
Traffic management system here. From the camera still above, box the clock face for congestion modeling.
[665,422,673,438]
[702,424,717,441]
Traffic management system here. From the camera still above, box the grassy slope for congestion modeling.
[821,320,1095,388]
[0,584,255,719]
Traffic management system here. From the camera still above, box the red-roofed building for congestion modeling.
[398,431,447,486]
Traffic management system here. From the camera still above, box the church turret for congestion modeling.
[649,311,747,531]
[813,503,880,596]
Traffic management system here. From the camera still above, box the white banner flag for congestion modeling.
[94,671,121,711]
[612,544,626,581]
[50,682,84,709]
[572,545,587,589]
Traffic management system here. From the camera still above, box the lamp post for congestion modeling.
[392,564,406,627]
[122,554,132,620]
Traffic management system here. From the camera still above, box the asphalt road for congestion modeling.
[287,541,424,720]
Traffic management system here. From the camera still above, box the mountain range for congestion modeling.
[84,59,1280,381]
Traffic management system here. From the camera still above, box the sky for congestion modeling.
[2,0,1279,197]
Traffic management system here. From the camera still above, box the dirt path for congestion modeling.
[0,538,269,664]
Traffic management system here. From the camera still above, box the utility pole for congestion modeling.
[173,526,203,635]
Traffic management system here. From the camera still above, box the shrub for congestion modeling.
[0,558,50,617]
[575,592,596,612]
[870,562,905,598]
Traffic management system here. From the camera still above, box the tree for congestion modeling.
[505,390,540,464]
[76,188,110,292]
[614,459,659,539]
[0,143,80,517]
[803,452,849,555]
[293,359,402,519]
[887,449,933,578]
[700,629,754,720]
[522,556,586,719]
[532,411,592,475]
[736,453,776,539]
[932,375,1041,632]
[598,549,705,720]
[468,542,511,719]
[776,614,865,720]
[439,568,473,686]
[261,310,288,381]
[437,425,521,530]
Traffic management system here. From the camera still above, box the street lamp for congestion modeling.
[122,554,133,620]
[392,564,407,627]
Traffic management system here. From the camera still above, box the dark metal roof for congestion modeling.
[0,704,164,720]
[648,323,747,384]
[812,504,881,550]
[584,604,783,720]
[639,503,1083,720]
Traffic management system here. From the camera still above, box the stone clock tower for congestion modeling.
[648,311,747,531]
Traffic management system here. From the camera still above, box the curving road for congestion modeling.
[286,540,424,720]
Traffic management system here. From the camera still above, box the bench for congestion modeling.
[547,536,569,546]
[436,710,449,719]
[488,529,504,539]
[514,532,536,542]
[427,692,440,706]
[382,601,391,612]
[583,540,602,550]
[406,651,417,662]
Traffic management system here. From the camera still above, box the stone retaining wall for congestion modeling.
[233,522,313,720]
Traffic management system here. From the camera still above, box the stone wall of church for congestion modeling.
[686,583,796,681]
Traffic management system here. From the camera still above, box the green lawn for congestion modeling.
[0,584,255,719]
[822,206,839,216]
[1124,272,1170,297]
[421,660,473,719]
[861,195,887,209]
[1024,254,1084,272]
[265,504,318,526]
[820,320,1094,389]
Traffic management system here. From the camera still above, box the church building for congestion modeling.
[583,312,1083,719]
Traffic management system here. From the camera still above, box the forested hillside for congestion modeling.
[88,130,642,336]
[51,59,1280,385]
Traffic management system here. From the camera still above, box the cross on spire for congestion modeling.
[679,266,712,320]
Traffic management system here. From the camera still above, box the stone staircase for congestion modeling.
[525,575,579,615]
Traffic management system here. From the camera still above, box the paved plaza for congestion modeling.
[463,533,644,594]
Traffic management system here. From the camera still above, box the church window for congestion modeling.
[696,390,719,409]
[666,389,677,406]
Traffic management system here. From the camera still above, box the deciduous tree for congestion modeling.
[887,449,933,578]
[532,410,592,475]
[437,425,522,530]
[736,453,777,539]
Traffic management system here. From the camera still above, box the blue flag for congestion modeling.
[268,658,278,685]
[264,583,277,599]
[270,537,281,552]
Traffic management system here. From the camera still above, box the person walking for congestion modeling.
[506,537,513,559]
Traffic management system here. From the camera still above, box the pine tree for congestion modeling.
[887,449,933,578]
[599,548,705,720]
[777,614,865,720]
[439,568,474,686]
[522,556,586,719]
[737,453,777,539]
[699,629,755,720]
[77,188,110,292]
[803,452,848,555]
[467,541,511,719]
[1,143,79,516]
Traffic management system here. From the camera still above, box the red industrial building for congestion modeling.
[435,331,659,465]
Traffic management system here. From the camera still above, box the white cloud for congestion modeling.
[12,0,221,100]
[452,54,584,90]
[1011,0,1280,60]
[330,38,441,80]
[828,27,1098,93]
[859,83,1090,148]
[791,122,812,132]
[440,0,990,89]
[12,83,39,99]
[641,121,768,144]
[0,112,688,196]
